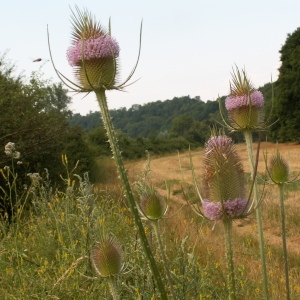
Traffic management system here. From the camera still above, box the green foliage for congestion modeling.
[69,95,220,139]
[0,54,93,214]
[273,27,300,142]
[1,144,300,299]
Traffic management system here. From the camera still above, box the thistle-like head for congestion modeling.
[202,134,249,220]
[138,185,168,221]
[222,66,264,131]
[90,234,124,277]
[267,149,290,184]
[48,6,141,94]
[66,7,120,91]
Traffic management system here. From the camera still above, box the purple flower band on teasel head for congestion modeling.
[67,35,120,66]
[225,90,264,111]
[224,198,248,217]
[205,135,232,154]
[202,198,248,220]
[202,201,222,220]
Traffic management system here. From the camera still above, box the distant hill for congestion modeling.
[69,82,276,139]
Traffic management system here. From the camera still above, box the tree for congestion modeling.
[275,27,300,142]
[171,114,194,137]
[0,54,92,216]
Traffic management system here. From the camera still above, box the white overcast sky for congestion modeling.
[2,0,300,115]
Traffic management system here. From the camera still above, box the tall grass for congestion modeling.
[1,145,300,299]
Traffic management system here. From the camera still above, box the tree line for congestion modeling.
[0,25,299,201]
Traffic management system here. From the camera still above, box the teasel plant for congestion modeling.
[47,6,168,299]
[90,233,126,300]
[218,66,273,299]
[264,148,300,300]
[186,133,261,300]
[130,151,176,299]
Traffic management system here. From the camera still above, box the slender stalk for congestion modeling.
[278,184,291,300]
[152,220,177,300]
[244,130,269,299]
[223,219,236,300]
[108,276,120,300]
[95,89,168,299]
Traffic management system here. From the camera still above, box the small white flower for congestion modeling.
[13,151,21,159]
[4,142,15,157]
[4,142,21,159]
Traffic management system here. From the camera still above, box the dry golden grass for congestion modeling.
[125,142,300,299]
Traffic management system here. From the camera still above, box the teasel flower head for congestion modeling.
[264,147,298,185]
[138,185,168,221]
[90,234,124,277]
[201,134,250,220]
[65,7,120,91]
[220,66,265,132]
[268,152,289,184]
[48,6,141,93]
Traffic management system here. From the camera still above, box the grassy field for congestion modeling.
[125,142,300,299]
[1,142,300,299]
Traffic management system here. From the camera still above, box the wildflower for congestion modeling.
[4,142,15,156]
[4,142,21,159]
[49,8,168,299]
[202,198,248,220]
[66,7,120,91]
[13,151,21,159]
[223,66,270,298]
[202,134,249,220]
[67,36,120,66]
[265,148,297,299]
[222,67,265,131]
[90,235,124,277]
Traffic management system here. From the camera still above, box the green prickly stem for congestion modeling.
[244,130,269,300]
[223,219,236,300]
[95,89,168,300]
[278,184,291,300]
[152,220,177,300]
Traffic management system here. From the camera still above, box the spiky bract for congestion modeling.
[139,186,167,220]
[202,135,248,220]
[67,6,120,90]
[90,235,124,277]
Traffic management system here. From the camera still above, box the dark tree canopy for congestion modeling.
[0,54,93,215]
[275,27,300,142]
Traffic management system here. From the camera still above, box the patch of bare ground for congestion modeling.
[125,142,300,254]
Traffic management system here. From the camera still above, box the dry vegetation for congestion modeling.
[125,142,300,299]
